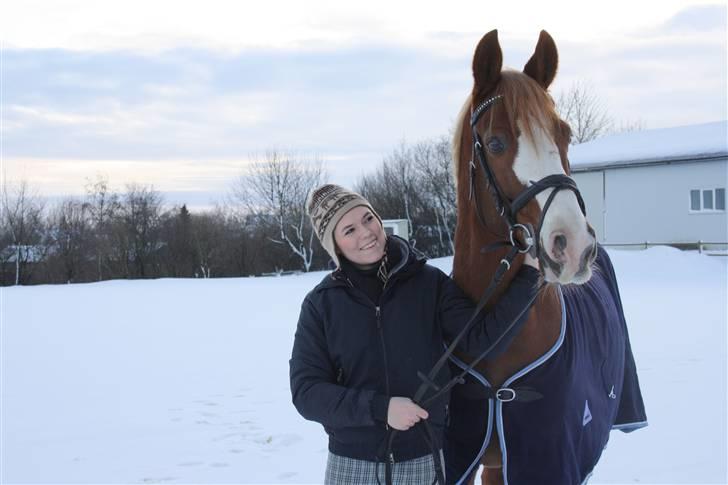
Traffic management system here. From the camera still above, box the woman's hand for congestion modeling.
[387,397,429,431]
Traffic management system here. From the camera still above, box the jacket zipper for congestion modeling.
[375,305,392,434]
[336,270,395,440]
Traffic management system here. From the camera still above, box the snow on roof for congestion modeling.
[569,120,727,171]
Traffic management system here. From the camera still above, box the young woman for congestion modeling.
[290,184,540,484]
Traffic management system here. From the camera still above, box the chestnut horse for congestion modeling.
[444,30,647,484]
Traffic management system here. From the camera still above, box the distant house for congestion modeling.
[569,121,727,249]
[382,219,410,238]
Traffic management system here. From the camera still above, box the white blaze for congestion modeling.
[512,119,594,283]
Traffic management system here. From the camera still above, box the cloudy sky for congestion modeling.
[2,0,726,210]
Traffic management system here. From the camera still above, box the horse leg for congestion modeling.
[480,441,504,485]
[481,465,504,485]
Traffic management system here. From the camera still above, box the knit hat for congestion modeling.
[307,184,382,268]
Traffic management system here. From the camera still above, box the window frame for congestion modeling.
[689,187,726,214]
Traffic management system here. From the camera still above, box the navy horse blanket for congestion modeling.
[444,247,647,485]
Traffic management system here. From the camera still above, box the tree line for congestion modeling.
[1,81,640,285]
[0,136,459,286]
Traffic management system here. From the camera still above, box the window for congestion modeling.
[690,190,701,211]
[690,187,726,212]
[717,188,726,211]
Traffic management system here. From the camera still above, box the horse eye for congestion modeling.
[486,136,505,154]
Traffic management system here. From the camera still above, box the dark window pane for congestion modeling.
[703,190,714,210]
[690,190,701,210]
[716,188,726,211]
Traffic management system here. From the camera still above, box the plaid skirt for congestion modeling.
[324,451,442,485]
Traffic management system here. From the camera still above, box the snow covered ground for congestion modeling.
[2,247,726,484]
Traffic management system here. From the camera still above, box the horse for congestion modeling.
[444,30,647,484]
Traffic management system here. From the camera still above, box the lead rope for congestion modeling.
[377,243,537,485]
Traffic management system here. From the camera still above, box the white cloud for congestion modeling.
[2,1,725,203]
[2,0,719,52]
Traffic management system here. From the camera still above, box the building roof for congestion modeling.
[569,120,727,172]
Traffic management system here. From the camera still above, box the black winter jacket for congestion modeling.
[289,236,540,462]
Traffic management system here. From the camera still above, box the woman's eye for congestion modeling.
[486,136,505,154]
[344,228,354,236]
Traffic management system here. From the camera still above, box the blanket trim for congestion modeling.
[449,287,567,485]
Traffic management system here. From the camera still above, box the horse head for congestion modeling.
[456,29,597,285]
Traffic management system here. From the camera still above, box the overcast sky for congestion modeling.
[2,0,726,210]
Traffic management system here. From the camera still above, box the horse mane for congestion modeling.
[451,69,562,183]
[451,94,472,190]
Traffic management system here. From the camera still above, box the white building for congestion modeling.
[382,219,410,238]
[569,121,727,249]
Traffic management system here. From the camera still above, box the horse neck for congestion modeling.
[452,129,562,386]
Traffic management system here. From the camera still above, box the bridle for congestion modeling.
[378,94,589,485]
[468,94,587,259]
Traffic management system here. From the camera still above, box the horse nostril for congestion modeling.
[553,234,567,258]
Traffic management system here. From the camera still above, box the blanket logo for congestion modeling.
[583,400,592,426]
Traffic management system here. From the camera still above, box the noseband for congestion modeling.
[469,95,586,257]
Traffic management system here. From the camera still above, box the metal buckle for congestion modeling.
[496,388,516,402]
[509,223,534,254]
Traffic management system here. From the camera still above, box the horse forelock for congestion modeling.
[493,70,561,148]
[452,70,563,185]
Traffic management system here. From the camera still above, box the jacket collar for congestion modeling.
[315,235,426,292]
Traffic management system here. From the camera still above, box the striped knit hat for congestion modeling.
[307,184,382,268]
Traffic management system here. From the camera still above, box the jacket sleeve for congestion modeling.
[289,294,390,428]
[438,265,540,359]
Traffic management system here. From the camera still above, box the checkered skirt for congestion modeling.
[324,451,441,485]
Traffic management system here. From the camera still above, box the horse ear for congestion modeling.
[523,30,558,89]
[472,29,503,94]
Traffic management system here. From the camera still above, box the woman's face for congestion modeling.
[334,205,386,265]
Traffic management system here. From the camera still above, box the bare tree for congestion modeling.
[230,151,324,272]
[83,175,120,281]
[412,136,456,254]
[118,183,164,278]
[357,138,460,256]
[189,210,227,278]
[159,204,197,277]
[0,179,47,285]
[48,198,92,283]
[356,141,419,240]
[556,80,612,144]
